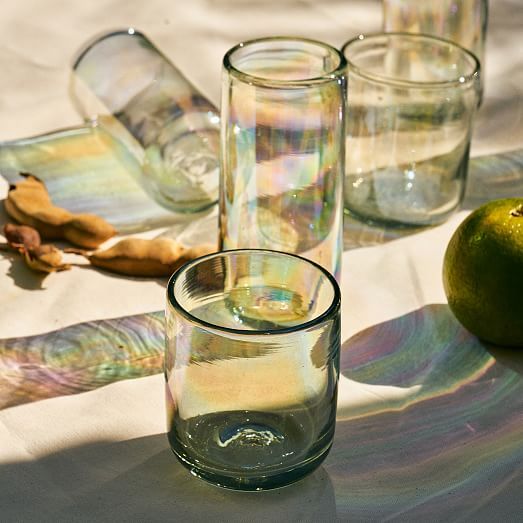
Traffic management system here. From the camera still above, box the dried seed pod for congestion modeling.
[5,174,116,248]
[173,244,218,271]
[71,238,216,277]
[23,244,70,273]
[61,214,117,250]
[2,222,69,274]
[3,223,41,251]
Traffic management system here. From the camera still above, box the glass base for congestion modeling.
[169,442,333,491]
[166,407,335,491]
[344,206,456,228]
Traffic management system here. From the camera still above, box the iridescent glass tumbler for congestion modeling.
[219,38,346,281]
[73,28,220,213]
[342,33,480,226]
[383,0,488,100]
[165,249,341,490]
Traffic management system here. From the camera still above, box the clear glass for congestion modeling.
[219,37,346,281]
[383,0,488,100]
[165,249,341,491]
[342,33,480,226]
[72,29,220,213]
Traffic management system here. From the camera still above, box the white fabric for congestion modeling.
[1,0,522,521]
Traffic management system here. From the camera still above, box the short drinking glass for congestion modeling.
[219,37,346,281]
[165,249,341,490]
[342,33,480,226]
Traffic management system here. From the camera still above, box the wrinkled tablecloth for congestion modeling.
[1,1,522,521]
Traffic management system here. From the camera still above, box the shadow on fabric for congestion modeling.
[0,433,338,522]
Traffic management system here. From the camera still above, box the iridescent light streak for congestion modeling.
[329,304,523,520]
[0,123,177,233]
[0,311,164,410]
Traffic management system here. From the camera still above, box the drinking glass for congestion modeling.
[219,37,346,281]
[383,0,488,100]
[342,33,480,226]
[72,28,220,213]
[165,249,341,490]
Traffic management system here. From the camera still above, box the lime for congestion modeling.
[443,198,523,347]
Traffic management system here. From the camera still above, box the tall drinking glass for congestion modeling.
[383,0,488,100]
[219,37,346,281]
[72,29,220,213]
[342,33,480,226]
[165,249,341,490]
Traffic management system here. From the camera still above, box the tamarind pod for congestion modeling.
[87,238,185,277]
[169,244,217,272]
[5,174,116,248]
[62,214,117,249]
[5,178,72,238]
[23,244,71,273]
[3,223,41,250]
[84,239,216,277]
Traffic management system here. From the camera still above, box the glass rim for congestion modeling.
[166,248,341,336]
[341,32,481,89]
[72,27,150,70]
[223,36,347,87]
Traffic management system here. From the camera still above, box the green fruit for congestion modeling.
[443,198,523,347]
